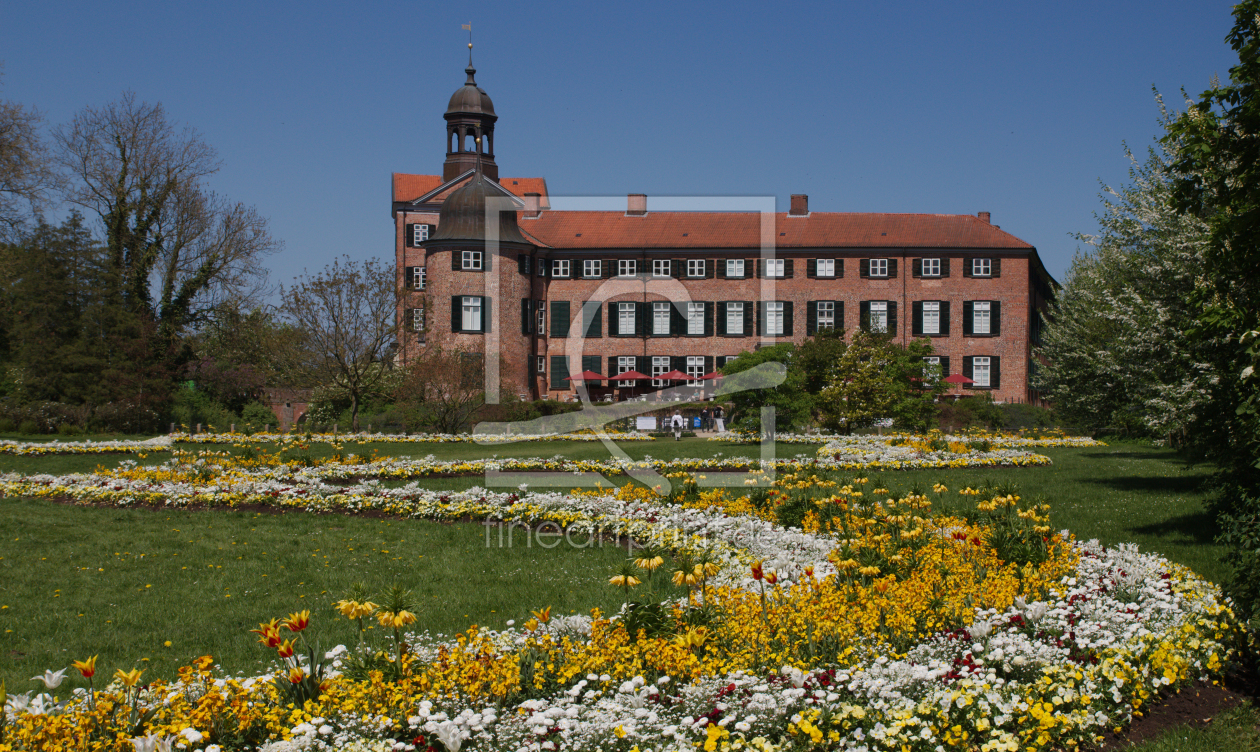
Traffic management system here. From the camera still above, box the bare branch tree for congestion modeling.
[52,91,279,339]
[395,347,492,433]
[0,67,58,235]
[279,256,399,430]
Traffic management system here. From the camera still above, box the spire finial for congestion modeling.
[463,23,474,74]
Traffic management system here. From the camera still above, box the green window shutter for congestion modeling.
[583,302,602,338]
[636,302,649,336]
[704,301,715,336]
[582,355,601,375]
[991,301,1001,336]
[836,259,844,278]
[886,301,895,335]
[551,300,570,337]
[521,299,531,334]
[451,296,462,332]
[911,301,923,336]
[784,259,795,278]
[912,259,922,277]
[859,301,871,331]
[962,356,973,385]
[756,302,765,335]
[670,302,685,337]
[941,258,951,277]
[836,301,844,331]
[992,258,1001,277]
[860,259,870,278]
[963,258,973,278]
[716,301,728,336]
[940,356,950,377]
[481,296,492,333]
[806,300,818,335]
[962,301,974,336]
[991,356,1001,389]
[806,259,817,278]
[451,251,461,271]
[888,258,898,279]
[550,356,569,390]
[940,301,951,336]
[742,301,753,337]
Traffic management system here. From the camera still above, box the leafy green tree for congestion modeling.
[795,328,847,396]
[1164,2,1260,481]
[719,344,812,433]
[817,332,942,433]
[1033,142,1226,441]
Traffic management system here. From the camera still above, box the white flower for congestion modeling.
[131,735,175,752]
[178,728,204,743]
[31,669,68,689]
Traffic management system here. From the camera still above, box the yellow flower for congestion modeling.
[114,668,144,687]
[377,609,418,629]
[608,574,641,587]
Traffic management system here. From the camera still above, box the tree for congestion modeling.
[278,256,399,430]
[817,331,943,434]
[1163,2,1260,481]
[394,347,491,433]
[53,92,279,343]
[1033,142,1226,440]
[719,344,813,433]
[0,68,57,235]
[795,328,848,396]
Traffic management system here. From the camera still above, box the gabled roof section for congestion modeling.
[393,173,549,208]
[518,211,1034,250]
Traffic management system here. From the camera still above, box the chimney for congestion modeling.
[523,192,541,219]
[977,211,991,224]
[627,193,647,216]
[789,194,809,216]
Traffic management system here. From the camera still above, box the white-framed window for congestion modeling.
[652,356,670,387]
[816,301,835,330]
[973,356,991,387]
[617,356,637,386]
[552,259,570,278]
[412,223,430,245]
[652,259,671,277]
[686,355,704,386]
[766,301,785,336]
[618,302,636,335]
[816,259,835,277]
[869,258,889,277]
[653,302,671,335]
[583,259,601,278]
[462,250,483,270]
[972,258,992,277]
[412,266,426,290]
[726,302,744,335]
[687,259,705,277]
[922,258,941,277]
[537,356,545,374]
[536,302,546,334]
[973,301,991,335]
[687,302,705,335]
[869,301,888,333]
[522,255,531,274]
[766,259,785,278]
[726,259,745,278]
[924,355,941,383]
[619,259,637,277]
[923,301,941,335]
[461,296,482,331]
[412,307,425,332]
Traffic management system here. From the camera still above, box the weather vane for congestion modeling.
[463,23,473,65]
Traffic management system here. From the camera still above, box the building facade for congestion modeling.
[393,62,1056,404]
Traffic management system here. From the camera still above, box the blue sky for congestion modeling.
[0,0,1239,285]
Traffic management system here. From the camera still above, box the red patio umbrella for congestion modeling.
[610,370,651,380]
[563,370,607,381]
[942,373,974,384]
[657,369,691,381]
[699,371,725,380]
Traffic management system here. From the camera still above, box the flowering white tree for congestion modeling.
[1034,132,1230,440]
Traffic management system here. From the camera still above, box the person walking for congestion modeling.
[671,410,684,441]
[700,407,711,431]
[714,405,725,433]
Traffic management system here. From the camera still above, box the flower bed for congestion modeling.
[715,432,1106,449]
[0,469,1239,752]
[0,438,174,456]
[172,430,655,446]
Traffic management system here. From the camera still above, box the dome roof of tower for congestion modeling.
[430,171,529,245]
[446,66,495,116]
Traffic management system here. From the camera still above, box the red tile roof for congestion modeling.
[517,211,1033,250]
[393,173,549,206]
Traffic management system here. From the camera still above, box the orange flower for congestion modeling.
[72,655,97,679]
[251,619,283,648]
[765,571,778,585]
[276,639,297,659]
[288,666,305,684]
[803,565,815,579]
[530,606,551,624]
[281,610,311,633]
[193,655,214,671]
[750,561,764,581]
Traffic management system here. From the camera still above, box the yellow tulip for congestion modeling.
[114,668,144,687]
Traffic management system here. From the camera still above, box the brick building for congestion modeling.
[392,60,1056,404]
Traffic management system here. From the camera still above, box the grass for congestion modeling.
[1125,703,1260,752]
[0,497,675,689]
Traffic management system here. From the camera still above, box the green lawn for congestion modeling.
[0,498,665,689]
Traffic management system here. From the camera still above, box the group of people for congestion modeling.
[668,405,726,440]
